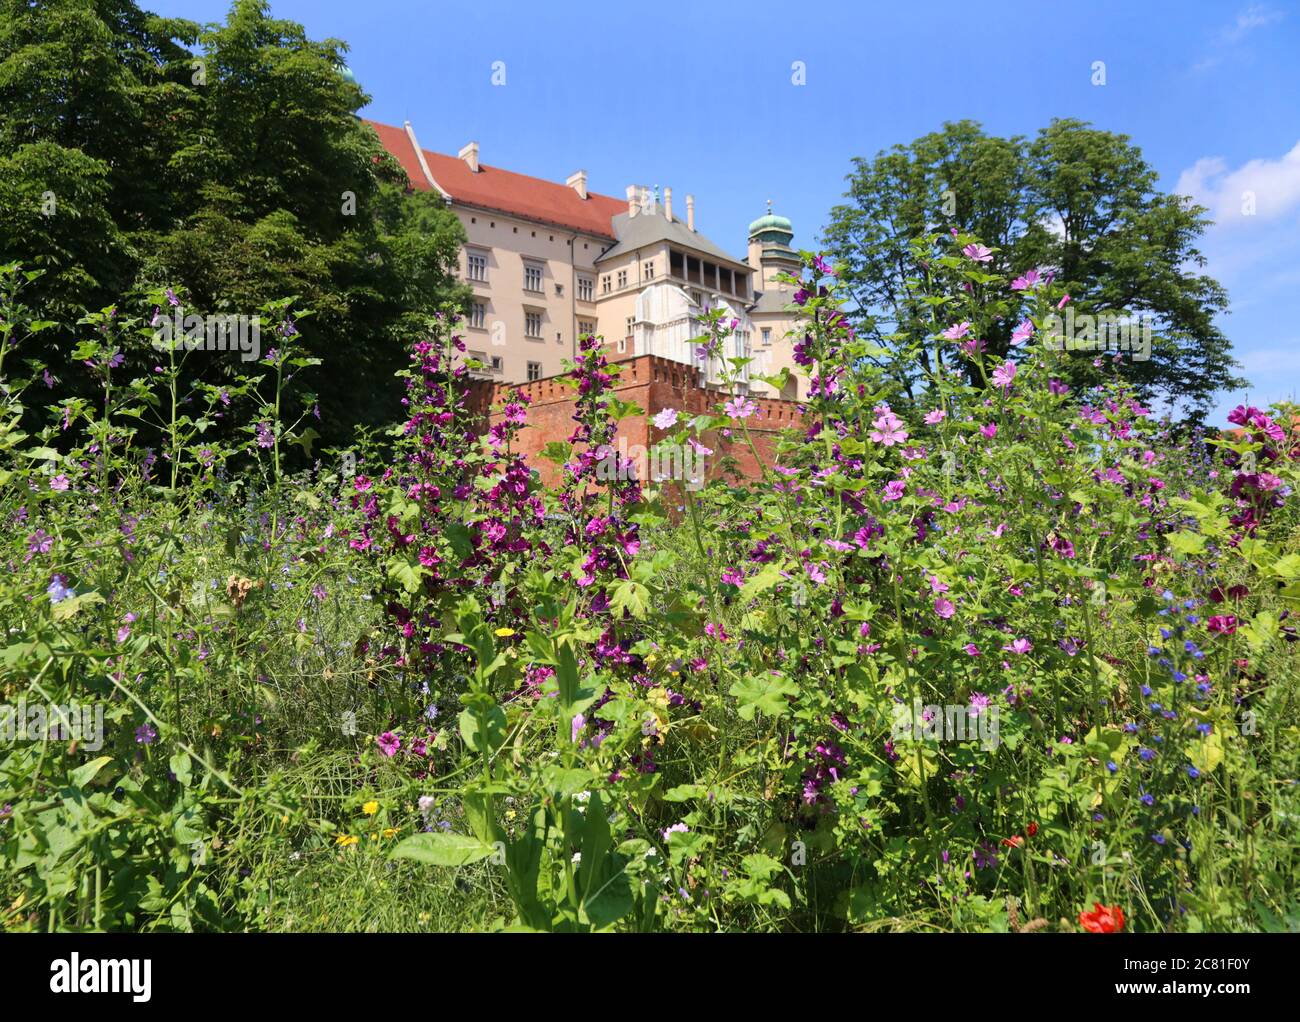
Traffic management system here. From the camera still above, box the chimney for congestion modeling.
[664,187,673,223]
[626,184,640,218]
[566,170,588,200]
[458,141,480,173]
[686,194,695,231]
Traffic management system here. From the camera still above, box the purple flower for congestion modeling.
[47,575,73,604]
[653,408,679,430]
[135,724,158,745]
[962,243,993,263]
[377,731,400,757]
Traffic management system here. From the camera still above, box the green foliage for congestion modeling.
[0,0,467,447]
[823,118,1244,416]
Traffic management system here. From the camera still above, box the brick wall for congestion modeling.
[466,354,804,488]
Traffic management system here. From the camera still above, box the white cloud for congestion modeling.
[1175,141,1300,226]
[1221,4,1284,43]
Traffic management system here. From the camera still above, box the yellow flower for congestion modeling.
[495,627,516,637]
[362,801,379,816]
[335,834,358,847]
[381,827,398,839]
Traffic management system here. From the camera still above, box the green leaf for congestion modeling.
[728,673,799,720]
[390,832,498,867]
[608,579,650,620]
[70,755,113,787]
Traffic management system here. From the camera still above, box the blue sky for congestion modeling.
[148,0,1300,423]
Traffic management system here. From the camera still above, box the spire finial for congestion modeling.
[766,197,773,214]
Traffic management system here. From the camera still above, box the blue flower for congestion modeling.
[1186,766,1200,779]
[1152,833,1166,845]
[1140,792,1154,806]
[1197,723,1212,736]
[1139,747,1155,761]
[47,576,73,603]
[1107,761,1118,773]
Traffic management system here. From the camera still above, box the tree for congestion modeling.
[0,0,467,446]
[823,118,1243,417]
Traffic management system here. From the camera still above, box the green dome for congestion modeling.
[336,63,357,85]
[748,212,793,238]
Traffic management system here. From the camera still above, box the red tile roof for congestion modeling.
[365,119,625,239]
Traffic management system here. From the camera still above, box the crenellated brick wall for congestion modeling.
[466,354,805,488]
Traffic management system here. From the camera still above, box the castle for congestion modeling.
[366,119,806,402]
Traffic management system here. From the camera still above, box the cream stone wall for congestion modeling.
[453,206,611,382]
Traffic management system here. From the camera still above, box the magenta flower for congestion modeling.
[963,643,981,656]
[571,713,586,743]
[941,321,971,340]
[49,475,70,491]
[1011,319,1034,345]
[980,422,997,439]
[883,479,906,501]
[924,408,946,425]
[934,597,955,619]
[377,731,401,757]
[962,243,993,263]
[991,361,1017,390]
[1003,638,1033,655]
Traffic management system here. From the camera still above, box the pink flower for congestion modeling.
[991,361,1017,390]
[688,438,712,457]
[1056,294,1071,310]
[870,407,909,446]
[49,475,70,491]
[928,575,949,593]
[883,479,906,501]
[724,396,758,420]
[941,321,972,340]
[924,408,946,425]
[962,243,993,263]
[934,597,955,619]
[1003,638,1033,655]
[377,731,401,757]
[963,643,981,656]
[1011,319,1034,345]
[980,422,997,439]
[653,408,679,430]
[1010,269,1041,291]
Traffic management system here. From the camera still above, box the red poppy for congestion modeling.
[1001,835,1024,849]
[1078,903,1125,933]
[1027,821,1039,837]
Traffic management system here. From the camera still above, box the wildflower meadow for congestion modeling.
[2,236,1297,935]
